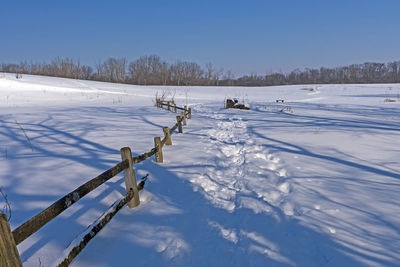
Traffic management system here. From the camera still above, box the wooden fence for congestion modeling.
[156,99,192,120]
[0,102,191,267]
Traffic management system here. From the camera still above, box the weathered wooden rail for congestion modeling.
[156,99,192,119]
[0,103,191,266]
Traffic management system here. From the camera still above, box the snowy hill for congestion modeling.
[0,72,399,266]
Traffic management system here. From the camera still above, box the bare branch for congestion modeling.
[0,188,11,221]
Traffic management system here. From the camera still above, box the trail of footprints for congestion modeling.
[195,110,293,215]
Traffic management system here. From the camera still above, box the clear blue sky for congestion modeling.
[1,0,400,76]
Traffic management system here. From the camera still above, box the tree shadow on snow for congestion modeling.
[0,105,177,265]
[72,159,370,267]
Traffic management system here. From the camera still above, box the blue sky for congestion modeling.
[1,0,400,76]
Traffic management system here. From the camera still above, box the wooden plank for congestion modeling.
[132,148,156,164]
[161,136,167,147]
[154,137,163,163]
[12,160,129,245]
[176,116,183,133]
[181,112,187,126]
[163,126,172,145]
[120,147,140,208]
[57,182,146,267]
[170,123,179,134]
[0,214,22,267]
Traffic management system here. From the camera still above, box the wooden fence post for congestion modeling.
[154,137,163,163]
[167,101,170,111]
[174,104,177,113]
[176,116,183,133]
[163,127,172,145]
[0,214,23,267]
[188,107,192,119]
[181,112,187,126]
[120,147,140,208]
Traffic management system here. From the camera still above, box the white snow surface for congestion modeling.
[1,72,399,266]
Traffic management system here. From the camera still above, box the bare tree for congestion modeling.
[170,61,185,85]
[2,56,400,86]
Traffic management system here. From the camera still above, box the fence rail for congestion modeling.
[156,99,192,119]
[12,160,129,246]
[0,101,191,266]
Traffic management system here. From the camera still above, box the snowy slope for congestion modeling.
[0,73,399,266]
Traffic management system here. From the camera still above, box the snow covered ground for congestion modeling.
[0,72,399,266]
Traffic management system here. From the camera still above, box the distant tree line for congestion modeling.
[236,61,400,86]
[1,56,400,86]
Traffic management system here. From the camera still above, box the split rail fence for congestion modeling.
[0,101,191,267]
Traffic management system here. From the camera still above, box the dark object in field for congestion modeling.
[234,104,250,110]
[225,99,250,110]
[226,99,235,108]
[276,99,284,103]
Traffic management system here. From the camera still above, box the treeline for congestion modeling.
[1,56,400,86]
[237,61,400,86]
[0,56,230,86]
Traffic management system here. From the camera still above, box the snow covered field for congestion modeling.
[1,72,399,266]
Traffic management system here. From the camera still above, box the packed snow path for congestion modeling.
[0,73,399,266]
[196,107,291,215]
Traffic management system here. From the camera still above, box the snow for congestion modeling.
[0,72,399,266]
